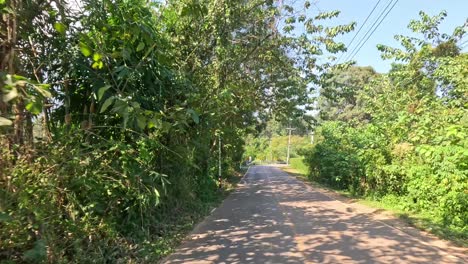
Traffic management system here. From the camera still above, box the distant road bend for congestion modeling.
[164,165,467,264]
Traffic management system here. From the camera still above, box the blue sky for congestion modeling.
[310,0,468,73]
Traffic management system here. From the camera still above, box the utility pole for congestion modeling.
[218,134,222,188]
[269,137,273,164]
[286,127,296,165]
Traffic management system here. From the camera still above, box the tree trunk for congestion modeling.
[25,111,34,146]
[43,100,52,141]
[64,80,71,128]
[2,0,21,145]
[13,98,24,145]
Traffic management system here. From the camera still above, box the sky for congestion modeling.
[309,0,468,73]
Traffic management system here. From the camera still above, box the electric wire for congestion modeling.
[335,0,383,65]
[345,0,400,62]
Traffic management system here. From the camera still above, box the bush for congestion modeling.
[304,107,467,233]
[0,130,230,262]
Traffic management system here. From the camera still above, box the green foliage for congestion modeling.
[243,117,315,163]
[1,0,352,262]
[289,158,309,175]
[318,66,379,123]
[305,12,468,237]
[0,130,231,262]
[244,134,311,163]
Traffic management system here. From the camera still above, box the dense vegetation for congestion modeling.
[243,11,467,241]
[0,0,354,262]
[306,12,467,238]
[243,118,312,163]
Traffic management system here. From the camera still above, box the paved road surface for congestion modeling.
[164,165,466,264]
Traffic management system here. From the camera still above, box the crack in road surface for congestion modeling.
[163,165,466,264]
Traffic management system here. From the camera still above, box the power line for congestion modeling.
[347,0,400,62]
[344,0,396,62]
[345,0,399,62]
[460,39,468,48]
[335,0,383,65]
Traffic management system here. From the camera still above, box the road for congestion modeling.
[164,165,466,264]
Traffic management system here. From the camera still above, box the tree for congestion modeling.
[306,11,468,234]
[1,0,357,261]
[318,66,378,123]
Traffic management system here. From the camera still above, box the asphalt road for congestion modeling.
[163,165,466,264]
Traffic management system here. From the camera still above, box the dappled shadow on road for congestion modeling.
[164,166,463,264]
[270,167,463,264]
[164,166,305,263]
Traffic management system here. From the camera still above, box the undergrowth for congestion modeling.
[0,132,244,263]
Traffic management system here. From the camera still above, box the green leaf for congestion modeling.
[147,120,156,129]
[136,115,146,129]
[283,25,294,33]
[0,117,12,126]
[285,17,296,24]
[136,42,145,52]
[25,100,43,115]
[92,61,104,69]
[54,22,67,35]
[23,239,47,262]
[187,109,199,124]
[93,53,102,62]
[97,85,111,100]
[315,11,340,20]
[3,88,18,102]
[0,212,12,222]
[79,42,92,57]
[100,96,115,113]
[112,99,127,114]
[32,84,52,98]
[2,6,14,14]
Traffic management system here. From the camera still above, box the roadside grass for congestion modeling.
[0,168,246,264]
[282,158,467,247]
[357,199,467,247]
[288,157,308,175]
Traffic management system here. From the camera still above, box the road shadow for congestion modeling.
[270,167,464,264]
[164,166,304,263]
[163,166,464,264]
